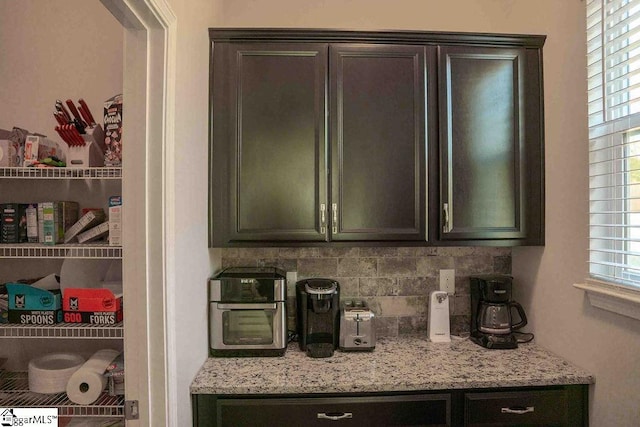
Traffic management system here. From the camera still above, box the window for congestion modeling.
[587,0,640,289]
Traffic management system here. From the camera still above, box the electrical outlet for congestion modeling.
[439,269,455,295]
[286,271,297,297]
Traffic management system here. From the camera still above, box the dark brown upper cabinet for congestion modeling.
[330,44,427,241]
[209,29,545,247]
[436,45,544,244]
[210,42,329,244]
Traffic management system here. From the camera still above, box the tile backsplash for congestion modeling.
[220,246,511,337]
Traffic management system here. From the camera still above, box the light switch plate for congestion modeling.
[439,269,455,295]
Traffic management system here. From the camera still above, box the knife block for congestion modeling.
[66,125,105,168]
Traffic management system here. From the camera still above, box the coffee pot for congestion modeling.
[470,275,528,349]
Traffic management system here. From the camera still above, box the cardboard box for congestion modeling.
[62,287,123,325]
[8,310,62,325]
[0,293,7,324]
[77,221,109,243]
[64,208,105,243]
[25,204,38,243]
[23,135,64,167]
[0,139,22,167]
[109,196,122,246]
[62,310,122,325]
[6,283,62,311]
[1,204,27,243]
[37,201,79,244]
[104,94,123,167]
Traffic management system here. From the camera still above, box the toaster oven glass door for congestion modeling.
[210,301,287,351]
[223,308,274,345]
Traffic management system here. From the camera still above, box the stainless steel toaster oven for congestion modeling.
[209,267,287,356]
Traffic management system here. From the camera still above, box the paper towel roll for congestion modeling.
[66,349,120,405]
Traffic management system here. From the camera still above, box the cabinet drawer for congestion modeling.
[465,389,568,426]
[218,394,450,427]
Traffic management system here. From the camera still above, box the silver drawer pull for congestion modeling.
[501,406,534,415]
[216,303,277,310]
[317,412,353,421]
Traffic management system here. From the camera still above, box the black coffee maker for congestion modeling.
[296,278,340,358]
[470,275,527,349]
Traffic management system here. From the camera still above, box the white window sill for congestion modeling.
[574,279,640,321]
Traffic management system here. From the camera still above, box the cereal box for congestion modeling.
[104,94,123,166]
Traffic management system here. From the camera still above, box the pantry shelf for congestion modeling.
[0,243,121,259]
[0,371,124,417]
[0,322,123,339]
[0,167,121,179]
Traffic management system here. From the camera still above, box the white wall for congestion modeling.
[164,0,220,425]
[211,1,639,426]
[0,0,122,134]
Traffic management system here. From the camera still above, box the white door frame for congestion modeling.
[99,1,176,425]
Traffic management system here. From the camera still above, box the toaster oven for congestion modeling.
[209,267,287,357]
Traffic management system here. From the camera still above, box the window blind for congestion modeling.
[588,0,640,287]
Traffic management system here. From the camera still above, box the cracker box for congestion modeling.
[104,94,123,167]
[63,288,123,325]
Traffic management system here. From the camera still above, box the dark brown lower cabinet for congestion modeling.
[193,385,587,427]
[464,387,587,426]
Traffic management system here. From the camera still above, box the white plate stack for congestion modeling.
[28,353,85,394]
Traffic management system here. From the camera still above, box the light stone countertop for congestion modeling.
[190,336,594,395]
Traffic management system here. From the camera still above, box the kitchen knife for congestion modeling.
[62,124,76,146]
[55,100,72,122]
[61,125,75,146]
[78,106,92,128]
[78,99,96,126]
[66,99,87,128]
[69,125,85,146]
[54,126,70,146]
[53,111,67,126]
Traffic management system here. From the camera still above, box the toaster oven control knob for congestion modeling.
[354,338,362,345]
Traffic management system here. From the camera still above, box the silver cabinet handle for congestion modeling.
[331,203,338,234]
[317,412,353,421]
[501,406,534,415]
[442,202,450,233]
[320,203,327,234]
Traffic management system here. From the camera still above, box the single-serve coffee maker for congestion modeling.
[470,275,527,349]
[296,278,340,358]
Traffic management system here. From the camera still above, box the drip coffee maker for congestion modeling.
[470,275,528,349]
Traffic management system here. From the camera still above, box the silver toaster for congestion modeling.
[339,300,376,351]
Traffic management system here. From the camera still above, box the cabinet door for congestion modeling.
[438,46,541,242]
[330,44,427,241]
[210,43,329,244]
